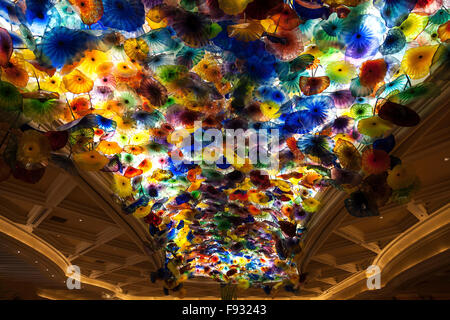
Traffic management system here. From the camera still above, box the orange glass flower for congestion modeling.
[97,140,122,155]
[359,59,387,89]
[69,0,103,25]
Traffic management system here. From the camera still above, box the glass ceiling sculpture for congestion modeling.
[0,0,448,297]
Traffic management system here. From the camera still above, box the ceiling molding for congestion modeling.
[315,204,450,300]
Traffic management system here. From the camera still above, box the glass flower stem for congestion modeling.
[65,98,76,120]
[88,93,93,109]
[33,70,40,91]
[274,16,282,34]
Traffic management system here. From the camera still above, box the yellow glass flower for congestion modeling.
[123,145,145,155]
[16,130,51,166]
[133,205,151,218]
[302,197,320,213]
[227,21,265,42]
[63,69,94,94]
[333,138,361,171]
[116,133,129,146]
[357,116,393,138]
[387,165,416,190]
[218,0,253,15]
[146,6,164,22]
[97,140,123,155]
[192,54,219,81]
[147,18,168,29]
[124,38,149,61]
[73,150,109,171]
[260,101,280,119]
[248,191,269,204]
[260,19,277,34]
[40,75,65,93]
[398,13,429,41]
[401,45,438,79]
[326,60,357,84]
[103,101,125,116]
[237,278,250,290]
[96,62,114,76]
[114,61,138,78]
[303,45,324,59]
[115,116,135,132]
[131,131,150,145]
[78,50,110,77]
[112,174,133,198]
[146,7,168,28]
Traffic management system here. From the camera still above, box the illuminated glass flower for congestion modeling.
[333,138,361,171]
[112,174,133,198]
[379,28,407,55]
[264,29,304,61]
[218,0,253,15]
[124,38,149,61]
[69,0,104,25]
[100,0,145,32]
[374,0,417,28]
[1,63,29,87]
[97,141,123,155]
[401,45,438,79]
[359,59,387,89]
[357,116,393,138]
[0,27,12,67]
[63,69,94,94]
[299,76,330,96]
[17,130,51,166]
[339,14,386,59]
[361,148,391,175]
[0,80,22,112]
[438,21,450,42]
[326,60,357,84]
[73,150,109,171]
[300,95,334,128]
[387,164,417,190]
[41,27,95,68]
[23,98,65,123]
[78,50,110,77]
[398,13,429,41]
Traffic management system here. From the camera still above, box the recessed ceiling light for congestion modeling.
[79,218,83,222]
[35,261,38,263]
[17,250,20,254]
[51,275,54,277]
[379,216,383,219]
[444,157,449,162]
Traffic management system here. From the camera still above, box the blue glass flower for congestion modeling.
[300,95,334,128]
[25,0,51,26]
[379,28,407,55]
[374,0,417,28]
[282,111,313,134]
[100,0,145,32]
[340,15,386,59]
[41,27,96,68]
